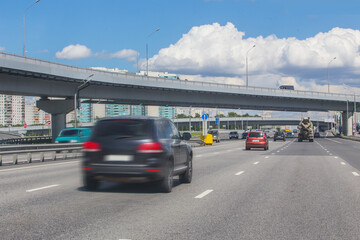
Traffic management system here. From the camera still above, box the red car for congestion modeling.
[245,130,269,150]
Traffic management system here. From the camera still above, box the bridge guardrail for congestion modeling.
[0,136,52,145]
[0,143,82,166]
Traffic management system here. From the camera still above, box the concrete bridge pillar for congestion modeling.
[36,99,74,142]
[342,112,353,136]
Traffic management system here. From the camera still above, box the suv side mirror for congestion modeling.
[182,132,191,141]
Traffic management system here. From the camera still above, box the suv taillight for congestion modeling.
[137,142,163,153]
[83,141,101,152]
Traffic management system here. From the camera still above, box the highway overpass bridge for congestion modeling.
[0,117,332,137]
[0,52,357,138]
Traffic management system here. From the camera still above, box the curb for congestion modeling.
[339,135,360,142]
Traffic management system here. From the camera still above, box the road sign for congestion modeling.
[215,118,219,124]
[23,124,27,128]
[47,121,51,125]
[201,114,208,121]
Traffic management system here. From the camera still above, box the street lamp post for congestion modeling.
[327,57,336,93]
[23,0,40,56]
[74,74,94,128]
[246,45,256,87]
[146,28,160,76]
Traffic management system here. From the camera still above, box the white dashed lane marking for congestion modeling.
[235,171,244,176]
[26,184,60,193]
[253,161,259,165]
[195,190,214,199]
[352,172,360,177]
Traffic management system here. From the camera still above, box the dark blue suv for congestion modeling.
[81,116,192,193]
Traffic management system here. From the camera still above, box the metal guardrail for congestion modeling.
[0,143,82,166]
[0,136,52,145]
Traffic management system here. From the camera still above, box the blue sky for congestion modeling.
[1,0,360,92]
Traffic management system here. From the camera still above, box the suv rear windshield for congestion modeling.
[59,130,79,137]
[93,119,151,139]
[249,132,263,137]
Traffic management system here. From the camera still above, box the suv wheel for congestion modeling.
[179,156,192,184]
[159,161,173,193]
[83,174,99,191]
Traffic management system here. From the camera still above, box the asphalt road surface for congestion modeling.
[1,137,360,240]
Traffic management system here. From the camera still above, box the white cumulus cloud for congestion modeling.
[106,49,139,62]
[56,44,92,59]
[56,44,139,63]
[146,22,360,88]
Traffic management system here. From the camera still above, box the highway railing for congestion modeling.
[0,143,82,166]
[0,136,52,145]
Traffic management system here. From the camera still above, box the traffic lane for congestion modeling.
[197,146,360,240]
[0,139,266,204]
[0,141,272,239]
[317,137,360,172]
[55,133,360,239]
[0,139,287,202]
[193,137,288,154]
[51,139,276,239]
[0,160,80,206]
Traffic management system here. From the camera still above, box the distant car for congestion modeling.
[264,130,271,138]
[245,130,269,150]
[314,132,320,138]
[229,131,239,139]
[274,132,285,141]
[293,129,298,133]
[242,131,248,139]
[208,130,220,143]
[286,132,293,137]
[55,128,91,143]
[82,116,193,193]
[279,85,295,90]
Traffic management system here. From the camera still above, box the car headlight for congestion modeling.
[70,140,78,143]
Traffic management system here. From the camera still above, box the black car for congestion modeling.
[314,132,320,138]
[274,132,286,141]
[82,116,193,193]
[242,131,248,139]
[229,131,239,139]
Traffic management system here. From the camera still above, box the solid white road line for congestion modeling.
[195,190,214,199]
[26,184,60,193]
[235,171,244,176]
[0,161,79,173]
[352,172,360,177]
[341,162,346,165]
[253,161,259,165]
